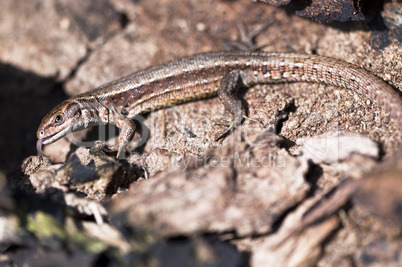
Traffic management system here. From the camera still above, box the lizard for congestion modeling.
[37,51,402,158]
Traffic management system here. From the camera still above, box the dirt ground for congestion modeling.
[0,0,401,266]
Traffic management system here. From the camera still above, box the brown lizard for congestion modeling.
[37,51,402,158]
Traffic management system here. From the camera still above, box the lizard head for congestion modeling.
[36,100,82,155]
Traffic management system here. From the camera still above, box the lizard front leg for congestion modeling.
[112,116,136,158]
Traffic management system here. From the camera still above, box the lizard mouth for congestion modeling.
[36,125,74,156]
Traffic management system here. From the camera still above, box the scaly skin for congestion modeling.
[37,51,402,158]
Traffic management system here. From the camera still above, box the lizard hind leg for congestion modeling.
[215,70,249,141]
[223,19,273,51]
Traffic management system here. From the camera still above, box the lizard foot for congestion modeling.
[224,19,274,51]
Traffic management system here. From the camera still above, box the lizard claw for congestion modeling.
[214,113,245,142]
[214,123,236,141]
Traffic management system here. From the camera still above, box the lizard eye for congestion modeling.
[54,114,63,124]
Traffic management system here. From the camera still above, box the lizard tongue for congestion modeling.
[36,139,45,156]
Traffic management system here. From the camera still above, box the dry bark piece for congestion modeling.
[255,0,365,22]
[110,132,310,237]
[252,197,340,266]
[26,147,139,200]
[382,2,402,43]
[293,0,364,22]
[82,221,131,253]
[353,152,402,228]
[295,131,380,164]
[254,0,291,6]
[20,149,140,224]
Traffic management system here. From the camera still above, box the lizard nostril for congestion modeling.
[40,130,44,136]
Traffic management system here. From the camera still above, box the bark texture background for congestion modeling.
[0,0,401,266]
